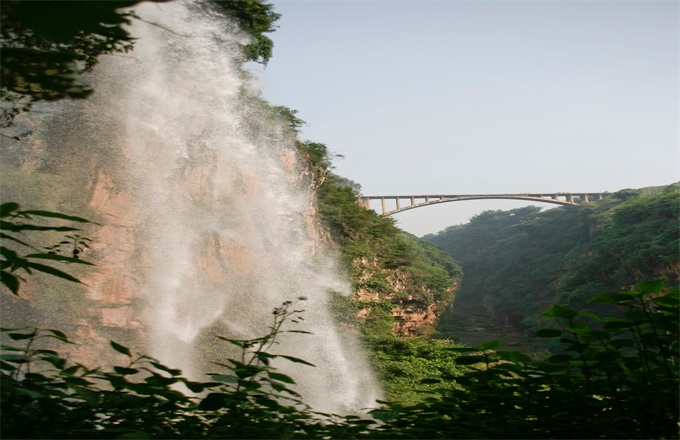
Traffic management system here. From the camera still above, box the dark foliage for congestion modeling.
[3,282,677,439]
[377,281,679,439]
[0,0,280,128]
[0,0,170,127]
[1,203,95,295]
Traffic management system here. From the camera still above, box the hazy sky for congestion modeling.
[250,0,679,237]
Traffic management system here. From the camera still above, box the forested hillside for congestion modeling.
[297,140,462,338]
[425,184,679,333]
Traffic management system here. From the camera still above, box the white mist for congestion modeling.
[77,0,382,414]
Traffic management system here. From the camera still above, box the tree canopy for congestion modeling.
[426,184,680,330]
[0,0,280,129]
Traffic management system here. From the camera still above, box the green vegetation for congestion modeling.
[562,186,680,306]
[1,0,280,129]
[1,203,95,295]
[1,0,163,129]
[307,148,462,337]
[425,184,680,332]
[381,281,678,439]
[207,0,281,65]
[1,301,379,439]
[364,336,466,406]
[3,276,677,438]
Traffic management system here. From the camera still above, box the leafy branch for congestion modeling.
[208,297,314,410]
[0,202,96,295]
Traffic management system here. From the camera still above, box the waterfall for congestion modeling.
[0,0,380,414]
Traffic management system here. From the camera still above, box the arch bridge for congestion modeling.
[359,192,606,216]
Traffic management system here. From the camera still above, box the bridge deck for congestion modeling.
[359,193,606,216]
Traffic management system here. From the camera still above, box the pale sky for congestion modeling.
[250,0,679,237]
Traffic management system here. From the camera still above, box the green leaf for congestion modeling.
[539,304,579,319]
[17,387,47,399]
[144,374,178,387]
[215,336,245,348]
[535,328,562,338]
[590,292,637,305]
[276,354,316,367]
[149,362,182,376]
[578,311,602,321]
[478,340,502,350]
[25,262,82,283]
[0,203,20,218]
[110,340,132,357]
[602,320,635,330]
[0,221,80,233]
[63,365,85,375]
[1,247,21,263]
[8,332,35,340]
[0,353,30,363]
[199,392,232,410]
[268,372,296,384]
[370,410,399,422]
[651,293,679,307]
[497,350,533,364]
[20,210,94,224]
[548,354,573,364]
[46,329,71,343]
[208,374,239,384]
[1,270,20,295]
[114,366,139,375]
[455,355,487,365]
[624,309,648,322]
[0,360,18,372]
[446,346,479,353]
[72,387,100,406]
[181,379,215,393]
[635,279,666,294]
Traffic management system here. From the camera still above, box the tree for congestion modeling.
[0,0,172,129]
[0,0,281,130]
[207,0,280,65]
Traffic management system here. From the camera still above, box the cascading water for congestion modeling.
[1,0,380,414]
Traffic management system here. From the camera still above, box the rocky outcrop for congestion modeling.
[350,257,458,337]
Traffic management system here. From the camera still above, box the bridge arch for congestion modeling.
[359,193,605,216]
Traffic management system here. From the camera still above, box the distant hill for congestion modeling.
[424,184,679,333]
